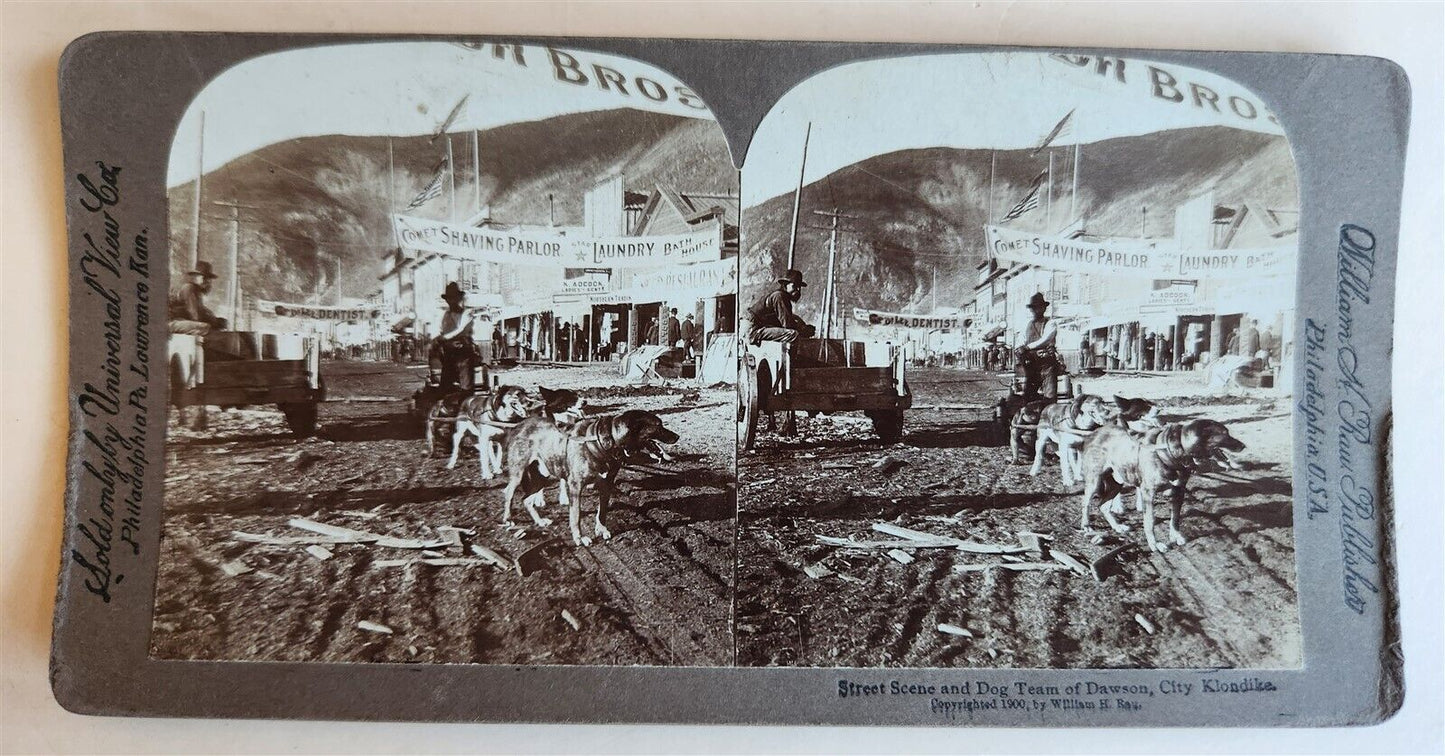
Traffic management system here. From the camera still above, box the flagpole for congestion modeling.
[1071,118,1081,227]
[191,110,205,268]
[786,122,811,270]
[446,134,456,222]
[472,128,482,215]
[387,138,399,247]
[988,150,997,224]
[1046,149,1054,232]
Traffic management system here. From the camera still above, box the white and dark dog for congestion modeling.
[445,385,528,479]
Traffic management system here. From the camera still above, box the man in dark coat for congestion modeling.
[167,261,227,334]
[1014,292,1061,401]
[434,282,478,390]
[679,313,698,358]
[744,269,815,344]
[665,307,682,350]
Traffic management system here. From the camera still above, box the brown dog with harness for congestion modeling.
[501,410,679,546]
[1078,418,1245,552]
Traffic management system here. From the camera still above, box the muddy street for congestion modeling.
[152,361,736,666]
[736,367,1300,669]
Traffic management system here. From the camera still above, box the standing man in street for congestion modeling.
[435,282,478,391]
[1014,291,1061,401]
[743,269,815,344]
[679,312,698,359]
[168,260,227,335]
[665,307,682,351]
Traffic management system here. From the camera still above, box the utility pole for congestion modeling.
[811,208,855,342]
[786,122,812,270]
[1141,205,1148,238]
[931,266,938,313]
[211,199,263,328]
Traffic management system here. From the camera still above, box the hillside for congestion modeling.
[742,126,1297,321]
[167,109,736,302]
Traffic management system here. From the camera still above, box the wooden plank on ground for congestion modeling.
[288,518,449,549]
[871,523,1027,555]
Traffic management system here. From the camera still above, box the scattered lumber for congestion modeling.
[469,544,515,571]
[1016,531,1052,555]
[951,562,1067,574]
[1051,550,1091,578]
[821,461,856,470]
[232,531,374,546]
[871,523,1027,555]
[304,545,333,561]
[871,456,907,475]
[937,623,974,637]
[560,610,582,631]
[288,518,449,549]
[219,560,253,577]
[803,563,834,579]
[886,549,915,565]
[357,620,393,635]
[1134,613,1157,635]
[420,558,487,567]
[816,535,957,549]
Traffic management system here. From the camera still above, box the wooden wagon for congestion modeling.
[737,337,912,449]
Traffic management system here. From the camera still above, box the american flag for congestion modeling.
[1030,109,1075,156]
[1002,170,1048,221]
[406,160,446,210]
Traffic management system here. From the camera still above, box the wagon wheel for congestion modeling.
[737,360,768,451]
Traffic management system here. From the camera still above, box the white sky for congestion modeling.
[168,42,718,187]
[744,51,1286,206]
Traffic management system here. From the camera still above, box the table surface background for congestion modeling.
[3,2,1440,753]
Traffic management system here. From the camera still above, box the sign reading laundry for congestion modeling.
[393,214,722,268]
[984,225,1290,279]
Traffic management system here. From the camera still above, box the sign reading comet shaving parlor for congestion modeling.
[393,214,722,269]
[984,225,1290,280]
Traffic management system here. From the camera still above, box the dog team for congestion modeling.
[1024,393,1247,553]
[432,385,679,547]
[430,380,1245,554]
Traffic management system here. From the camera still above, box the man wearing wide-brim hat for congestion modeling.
[1014,291,1062,401]
[433,281,479,391]
[167,260,228,335]
[743,268,817,345]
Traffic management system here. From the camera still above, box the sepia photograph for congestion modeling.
[152,42,739,665]
[735,52,1301,669]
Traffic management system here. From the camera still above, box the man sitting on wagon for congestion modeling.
[744,268,816,345]
[1014,291,1063,402]
[434,281,478,391]
[167,260,227,335]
